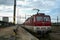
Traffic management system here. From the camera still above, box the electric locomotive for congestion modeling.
[23,13,51,34]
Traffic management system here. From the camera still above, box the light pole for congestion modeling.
[13,0,16,24]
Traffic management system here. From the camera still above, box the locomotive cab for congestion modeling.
[24,13,51,35]
[34,13,51,34]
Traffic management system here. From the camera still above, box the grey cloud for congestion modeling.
[17,5,32,8]
[29,0,55,9]
[17,0,55,9]
[0,0,14,6]
[17,0,25,1]
[0,8,13,12]
[0,10,13,12]
[25,0,34,2]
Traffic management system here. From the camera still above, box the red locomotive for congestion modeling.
[23,13,51,34]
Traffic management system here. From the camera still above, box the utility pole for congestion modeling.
[25,14,26,19]
[13,0,16,24]
[57,16,58,23]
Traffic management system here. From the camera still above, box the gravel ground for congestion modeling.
[0,25,39,40]
[49,26,60,40]
[0,26,16,40]
[15,26,39,40]
[0,26,60,40]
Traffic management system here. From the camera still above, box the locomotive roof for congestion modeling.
[25,13,50,21]
[33,13,45,16]
[32,13,50,17]
[36,13,45,15]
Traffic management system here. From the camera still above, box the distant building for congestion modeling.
[2,17,9,22]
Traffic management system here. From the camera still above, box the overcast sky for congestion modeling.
[0,0,60,24]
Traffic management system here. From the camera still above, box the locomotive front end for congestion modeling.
[33,13,51,34]
[34,26,51,34]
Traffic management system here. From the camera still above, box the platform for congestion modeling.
[0,25,39,40]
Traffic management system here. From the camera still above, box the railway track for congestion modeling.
[13,25,39,40]
[12,25,60,40]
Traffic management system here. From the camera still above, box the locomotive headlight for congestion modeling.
[34,27,40,32]
[41,27,46,31]
[34,26,51,32]
[45,26,51,31]
[36,27,40,29]
[47,26,51,30]
[34,27,37,32]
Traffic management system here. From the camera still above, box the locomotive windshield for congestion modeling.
[44,17,50,21]
[36,16,50,21]
[36,16,43,21]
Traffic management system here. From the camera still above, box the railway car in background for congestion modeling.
[23,13,51,35]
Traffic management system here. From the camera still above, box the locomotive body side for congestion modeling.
[24,13,51,34]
